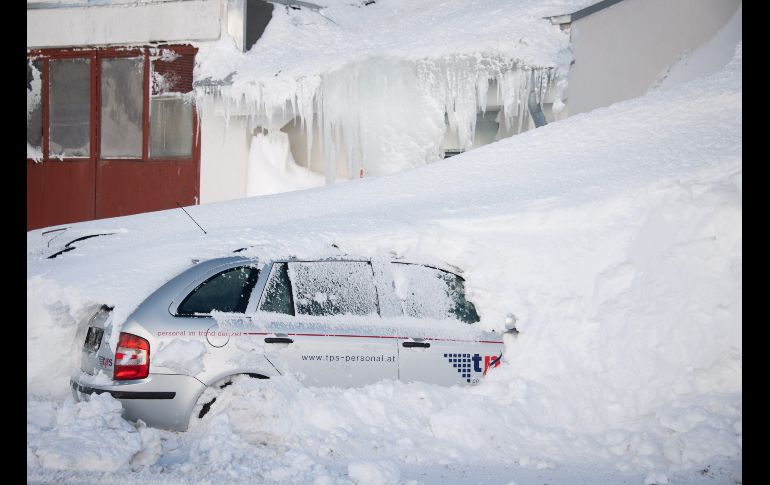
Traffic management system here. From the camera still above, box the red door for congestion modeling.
[27,50,97,230]
[26,46,200,231]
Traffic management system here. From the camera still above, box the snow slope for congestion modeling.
[27,42,741,484]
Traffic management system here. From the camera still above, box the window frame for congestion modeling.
[26,45,199,164]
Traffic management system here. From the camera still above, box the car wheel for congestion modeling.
[193,374,269,420]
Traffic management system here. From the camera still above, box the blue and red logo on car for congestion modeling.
[443,352,502,383]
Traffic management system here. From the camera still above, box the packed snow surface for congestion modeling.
[27,43,741,483]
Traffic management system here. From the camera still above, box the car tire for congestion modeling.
[192,374,269,421]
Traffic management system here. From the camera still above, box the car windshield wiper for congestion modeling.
[47,233,114,259]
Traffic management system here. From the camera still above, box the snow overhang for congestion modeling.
[195,0,581,85]
[192,0,603,180]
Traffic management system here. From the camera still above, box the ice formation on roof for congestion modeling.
[194,0,576,182]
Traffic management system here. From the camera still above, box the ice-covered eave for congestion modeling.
[193,49,567,182]
[193,53,568,129]
[191,0,575,180]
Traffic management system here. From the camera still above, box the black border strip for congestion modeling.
[570,0,624,22]
[549,0,625,24]
[71,381,176,400]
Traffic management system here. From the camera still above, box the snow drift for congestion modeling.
[27,41,741,485]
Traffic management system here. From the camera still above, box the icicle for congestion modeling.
[208,51,560,185]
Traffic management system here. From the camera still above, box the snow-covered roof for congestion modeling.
[195,0,594,88]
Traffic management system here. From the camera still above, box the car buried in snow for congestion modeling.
[71,255,506,430]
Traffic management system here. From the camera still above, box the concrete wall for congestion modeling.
[565,0,740,116]
[199,96,251,203]
[27,0,222,48]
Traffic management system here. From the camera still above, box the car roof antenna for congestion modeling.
[176,202,207,234]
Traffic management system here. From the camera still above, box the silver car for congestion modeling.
[71,255,505,430]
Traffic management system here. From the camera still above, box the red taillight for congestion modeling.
[114,332,150,380]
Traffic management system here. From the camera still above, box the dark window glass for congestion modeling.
[391,263,480,324]
[49,58,91,158]
[259,263,294,315]
[442,272,480,324]
[27,59,43,157]
[289,261,379,316]
[177,266,259,316]
[245,0,274,51]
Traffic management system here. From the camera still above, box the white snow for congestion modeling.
[195,0,580,182]
[27,35,741,485]
[27,60,43,161]
[246,131,325,196]
[29,394,144,473]
[26,60,41,120]
[27,275,94,399]
[27,142,43,162]
[153,339,208,375]
[348,460,401,485]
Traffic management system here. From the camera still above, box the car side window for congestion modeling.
[288,261,379,316]
[176,265,260,316]
[391,263,480,324]
[258,262,294,315]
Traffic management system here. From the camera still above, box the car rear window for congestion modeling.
[391,263,480,324]
[289,261,379,316]
[176,265,260,316]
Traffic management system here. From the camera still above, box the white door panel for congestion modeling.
[399,333,503,385]
[261,330,398,387]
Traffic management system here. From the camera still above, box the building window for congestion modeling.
[26,45,197,162]
[150,50,195,158]
[49,58,91,158]
[100,57,144,159]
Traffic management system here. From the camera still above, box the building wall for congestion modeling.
[199,96,252,203]
[565,0,740,116]
[27,0,222,48]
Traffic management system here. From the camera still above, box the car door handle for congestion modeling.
[402,341,430,348]
[264,337,294,344]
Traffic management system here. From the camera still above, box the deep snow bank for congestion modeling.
[27,42,741,483]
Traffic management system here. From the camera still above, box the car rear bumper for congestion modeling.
[71,373,206,431]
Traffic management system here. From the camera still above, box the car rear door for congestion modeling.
[252,260,399,387]
[390,263,504,385]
